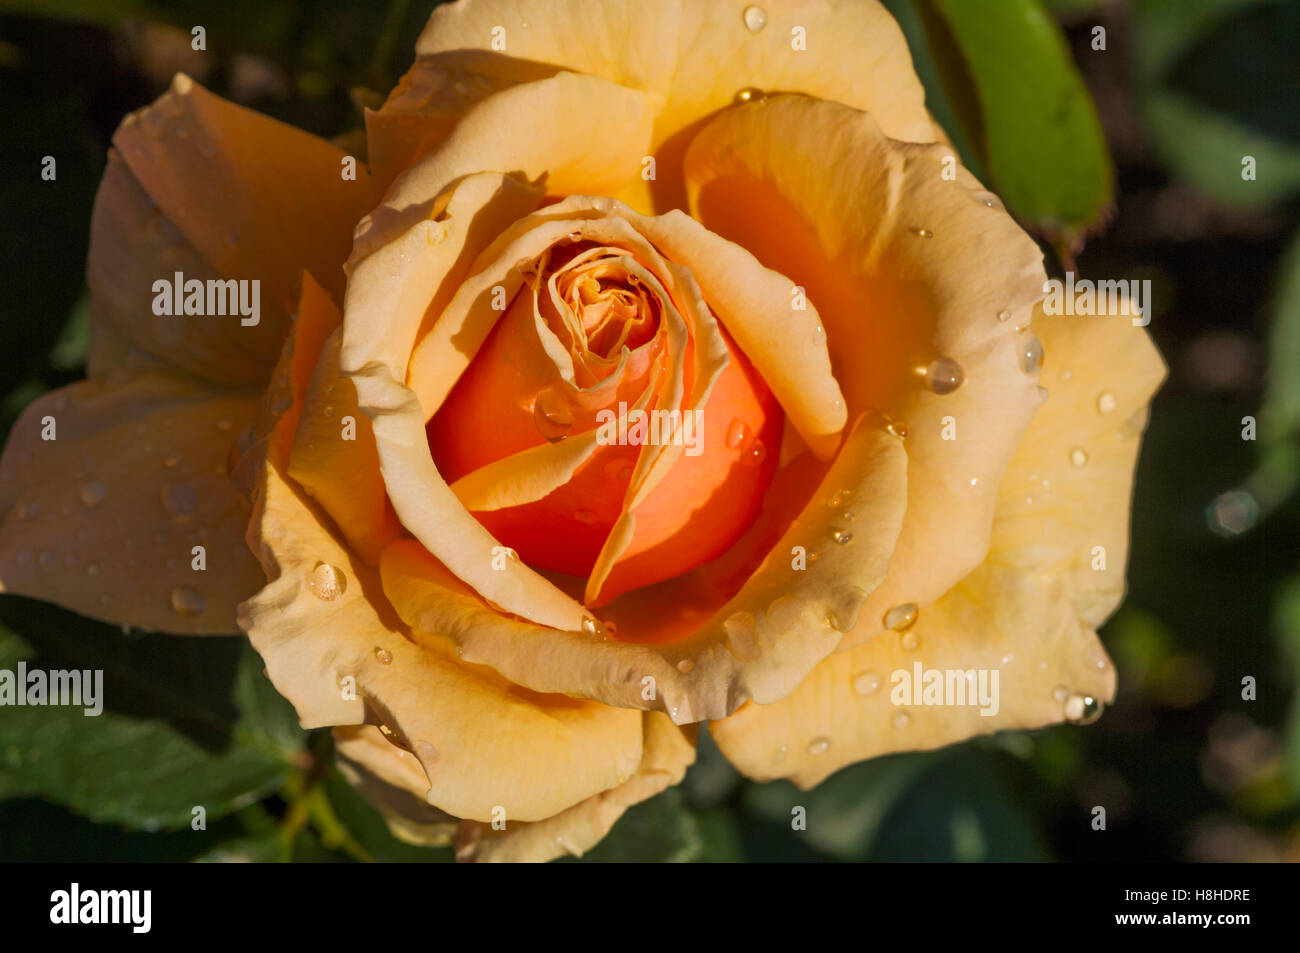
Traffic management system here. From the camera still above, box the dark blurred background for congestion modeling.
[0,0,1297,862]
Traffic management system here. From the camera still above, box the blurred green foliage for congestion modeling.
[0,0,1297,862]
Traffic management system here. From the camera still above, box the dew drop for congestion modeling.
[532,388,574,442]
[883,603,918,631]
[1052,685,1070,702]
[773,744,788,765]
[742,4,767,32]
[307,561,346,601]
[900,630,920,651]
[893,711,911,729]
[1020,335,1044,374]
[581,615,599,636]
[724,610,760,661]
[726,418,749,449]
[806,736,830,755]
[998,309,1012,323]
[852,671,883,696]
[734,86,766,104]
[676,659,695,674]
[79,480,108,507]
[161,483,198,518]
[1065,693,1103,724]
[925,356,965,394]
[910,226,934,239]
[170,585,206,617]
[603,458,632,482]
[886,419,910,439]
[1069,446,1089,468]
[831,528,853,545]
[743,439,767,466]
[1097,390,1117,415]
[375,647,393,665]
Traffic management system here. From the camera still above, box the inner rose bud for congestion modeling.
[427,231,783,606]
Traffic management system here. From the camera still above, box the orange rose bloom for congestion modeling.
[0,0,1163,861]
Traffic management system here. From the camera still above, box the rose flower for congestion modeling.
[0,0,1164,861]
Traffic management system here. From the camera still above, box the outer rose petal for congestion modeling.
[710,308,1166,787]
[240,456,645,822]
[333,725,460,846]
[389,0,935,210]
[379,421,906,723]
[0,375,263,633]
[454,713,697,862]
[682,95,1047,652]
[113,74,377,310]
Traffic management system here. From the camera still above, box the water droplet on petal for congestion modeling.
[900,630,920,651]
[161,483,198,518]
[893,711,911,729]
[1097,390,1117,415]
[997,309,1012,323]
[886,419,910,439]
[883,603,918,631]
[1052,685,1070,702]
[1065,693,1103,724]
[170,585,205,617]
[773,744,788,764]
[743,439,767,466]
[726,419,749,449]
[910,226,934,239]
[581,615,599,636]
[831,528,853,545]
[852,671,883,696]
[532,388,574,442]
[1070,446,1089,468]
[375,647,393,665]
[79,480,108,507]
[734,86,766,104]
[307,561,346,601]
[724,610,760,661]
[603,458,633,482]
[925,357,964,394]
[676,658,695,674]
[807,736,830,755]
[742,4,767,32]
[1021,335,1044,374]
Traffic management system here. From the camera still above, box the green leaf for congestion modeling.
[915,0,1113,236]
[565,787,743,863]
[0,596,305,830]
[1132,0,1300,207]
[320,766,453,862]
[742,751,935,860]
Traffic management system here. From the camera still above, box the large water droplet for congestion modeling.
[532,388,574,442]
[886,419,910,439]
[925,357,965,394]
[374,647,393,665]
[161,483,198,518]
[825,586,868,632]
[852,671,883,696]
[742,4,767,32]
[170,585,205,617]
[724,611,760,661]
[1064,693,1103,724]
[726,419,749,449]
[883,603,918,631]
[307,561,346,601]
[1020,335,1044,374]
[79,480,108,507]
